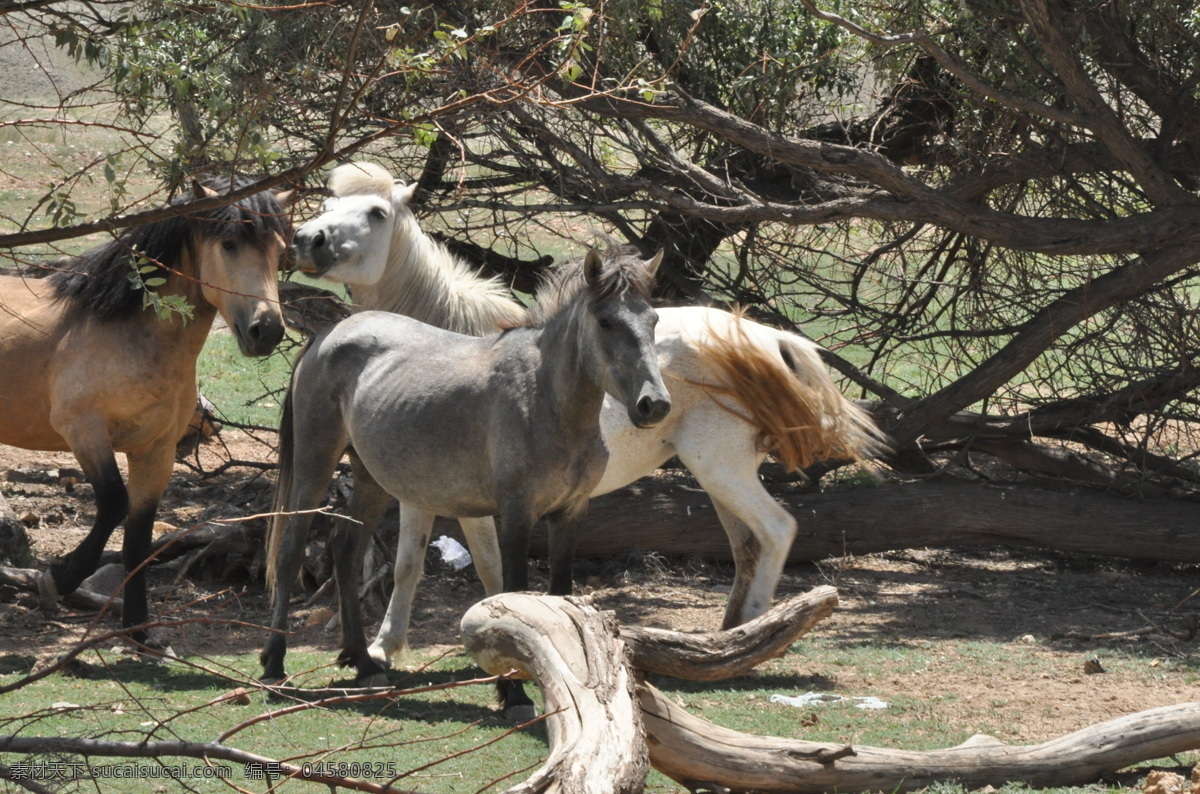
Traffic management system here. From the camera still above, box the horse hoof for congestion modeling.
[367,644,393,668]
[36,571,59,610]
[358,671,389,689]
[137,644,177,663]
[503,703,538,725]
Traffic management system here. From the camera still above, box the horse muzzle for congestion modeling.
[235,310,285,357]
[292,227,336,276]
[630,393,671,428]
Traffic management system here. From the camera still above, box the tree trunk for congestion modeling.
[460,594,648,794]
[461,591,1200,794]
[641,688,1200,793]
[437,479,1199,564]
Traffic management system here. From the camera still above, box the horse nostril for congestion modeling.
[636,395,670,425]
[312,229,326,249]
[639,395,669,422]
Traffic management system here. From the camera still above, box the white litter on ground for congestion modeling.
[431,535,473,571]
[770,692,889,710]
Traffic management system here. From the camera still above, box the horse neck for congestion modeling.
[530,303,607,428]
[351,214,525,336]
[153,248,218,350]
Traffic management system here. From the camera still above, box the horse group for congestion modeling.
[1,163,885,718]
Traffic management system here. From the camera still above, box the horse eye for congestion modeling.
[369,207,387,221]
[221,239,237,252]
[597,317,613,330]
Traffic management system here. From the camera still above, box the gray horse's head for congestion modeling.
[534,249,672,428]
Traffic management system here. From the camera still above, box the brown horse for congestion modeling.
[0,177,294,650]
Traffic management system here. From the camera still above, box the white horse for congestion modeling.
[292,162,888,666]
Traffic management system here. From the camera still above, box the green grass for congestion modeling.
[195,273,350,427]
[3,636,1194,794]
[0,647,552,794]
[196,332,298,428]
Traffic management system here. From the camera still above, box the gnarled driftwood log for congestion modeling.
[462,589,1200,794]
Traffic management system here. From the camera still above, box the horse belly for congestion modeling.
[344,393,500,518]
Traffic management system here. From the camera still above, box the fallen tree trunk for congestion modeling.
[444,479,1200,564]
[642,689,1200,793]
[460,593,648,794]
[462,591,1200,794]
[0,566,121,612]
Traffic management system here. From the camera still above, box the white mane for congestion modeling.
[329,162,526,335]
[328,161,394,199]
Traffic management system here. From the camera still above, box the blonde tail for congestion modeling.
[696,312,890,471]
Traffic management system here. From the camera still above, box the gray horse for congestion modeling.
[260,249,670,707]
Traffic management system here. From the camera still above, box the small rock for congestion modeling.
[50,701,80,711]
[307,606,335,627]
[153,521,178,535]
[31,655,88,677]
[1144,770,1187,794]
[5,467,56,484]
[19,512,39,528]
[80,563,126,599]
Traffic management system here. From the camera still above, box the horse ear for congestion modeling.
[192,180,219,199]
[393,181,418,208]
[273,188,299,208]
[583,249,603,287]
[644,250,664,277]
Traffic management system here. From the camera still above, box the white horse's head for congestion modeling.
[292,162,416,287]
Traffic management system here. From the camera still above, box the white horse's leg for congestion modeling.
[458,516,503,596]
[675,410,798,629]
[369,504,436,667]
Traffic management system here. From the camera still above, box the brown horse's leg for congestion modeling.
[333,452,392,686]
[45,444,128,602]
[121,443,176,651]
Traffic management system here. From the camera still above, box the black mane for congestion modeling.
[50,176,291,319]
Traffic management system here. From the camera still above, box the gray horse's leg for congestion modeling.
[261,507,312,684]
[494,504,541,722]
[333,453,392,686]
[261,414,349,684]
[369,504,437,668]
[545,502,587,596]
[497,502,540,593]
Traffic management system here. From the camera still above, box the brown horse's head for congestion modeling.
[192,180,295,356]
[50,176,295,358]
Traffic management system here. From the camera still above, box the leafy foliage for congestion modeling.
[8,0,1200,493]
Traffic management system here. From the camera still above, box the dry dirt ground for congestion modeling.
[1,430,1198,751]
